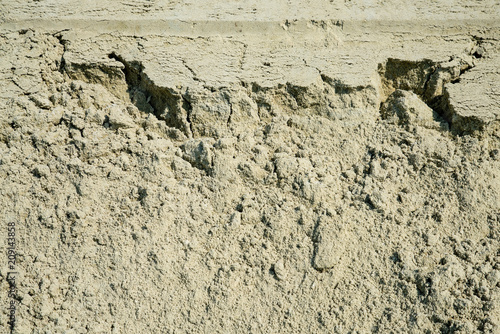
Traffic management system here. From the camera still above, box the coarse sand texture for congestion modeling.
[0,1,499,333]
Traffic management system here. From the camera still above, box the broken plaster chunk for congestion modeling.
[274,154,313,180]
[368,189,389,213]
[181,138,215,171]
[443,57,500,134]
[85,107,105,125]
[273,260,286,280]
[381,89,440,129]
[369,160,387,180]
[30,93,53,109]
[108,105,135,129]
[33,164,50,178]
[47,105,64,125]
[313,216,349,271]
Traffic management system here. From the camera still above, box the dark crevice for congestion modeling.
[182,95,194,137]
[427,61,474,133]
[378,56,476,135]
[379,58,436,98]
[180,59,198,80]
[54,32,68,74]
[239,43,248,71]
[310,217,324,272]
[108,52,192,137]
[422,66,438,100]
[471,35,487,59]
[226,99,234,126]
[285,83,302,109]
[472,50,483,59]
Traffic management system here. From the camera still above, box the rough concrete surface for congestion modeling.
[0,1,499,333]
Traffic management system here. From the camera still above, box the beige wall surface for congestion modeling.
[0,1,499,334]
[2,0,500,21]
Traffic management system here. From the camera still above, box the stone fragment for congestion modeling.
[108,105,135,129]
[273,260,286,280]
[30,93,53,109]
[274,154,313,180]
[34,164,50,178]
[47,106,64,125]
[367,189,389,212]
[369,160,387,180]
[181,138,214,171]
[381,89,440,129]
